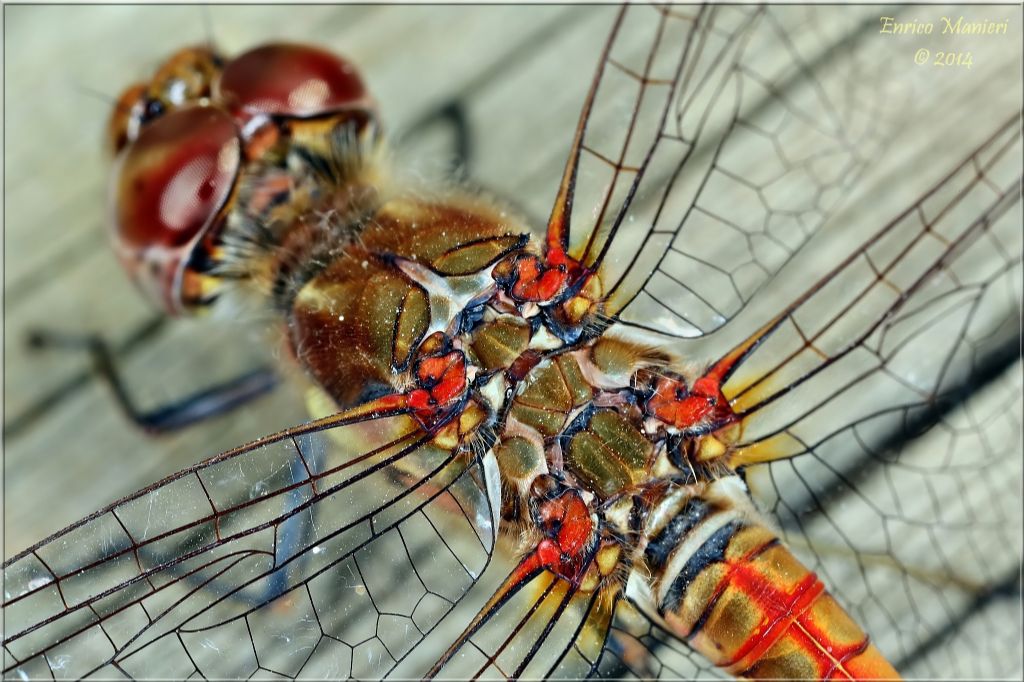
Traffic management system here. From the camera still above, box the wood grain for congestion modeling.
[3,4,1021,679]
[4,5,602,555]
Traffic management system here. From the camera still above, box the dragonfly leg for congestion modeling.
[26,327,278,434]
[400,98,473,178]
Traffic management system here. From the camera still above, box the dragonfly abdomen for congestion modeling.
[645,478,900,680]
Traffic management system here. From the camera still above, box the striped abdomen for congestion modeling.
[645,479,900,680]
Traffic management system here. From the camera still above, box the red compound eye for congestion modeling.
[217,43,368,120]
[111,106,240,312]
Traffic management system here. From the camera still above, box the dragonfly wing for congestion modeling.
[425,569,615,680]
[592,596,726,680]
[547,5,898,339]
[724,114,1021,465]
[545,3,712,259]
[3,400,502,680]
[718,114,1022,675]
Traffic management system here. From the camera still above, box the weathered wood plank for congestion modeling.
[3,4,1020,679]
[3,5,582,426]
[4,3,607,554]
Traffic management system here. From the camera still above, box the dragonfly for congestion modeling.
[3,5,1021,680]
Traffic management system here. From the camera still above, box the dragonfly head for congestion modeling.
[107,42,376,315]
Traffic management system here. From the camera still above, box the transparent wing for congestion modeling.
[426,571,615,680]
[414,569,724,682]
[2,400,501,680]
[716,113,1022,676]
[548,5,897,338]
[591,597,725,681]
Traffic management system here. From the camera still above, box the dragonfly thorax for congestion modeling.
[497,337,738,496]
[250,147,746,520]
[282,190,532,407]
[228,127,616,413]
[221,120,772,666]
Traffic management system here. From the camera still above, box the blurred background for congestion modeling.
[3,5,1021,678]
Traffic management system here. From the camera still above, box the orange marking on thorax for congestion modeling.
[405,350,468,430]
[509,251,570,302]
[516,489,595,585]
[646,372,738,432]
[504,246,592,305]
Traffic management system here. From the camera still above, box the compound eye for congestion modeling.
[111,106,240,311]
[217,43,368,119]
[107,46,225,157]
[148,45,223,106]
[107,83,148,155]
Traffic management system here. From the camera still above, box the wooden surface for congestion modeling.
[4,4,603,554]
[3,4,1022,678]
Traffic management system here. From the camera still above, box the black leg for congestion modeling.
[400,98,475,179]
[400,97,546,229]
[436,100,474,179]
[27,328,279,434]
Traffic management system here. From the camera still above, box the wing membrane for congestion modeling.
[593,597,725,680]
[717,113,1022,675]
[426,570,614,680]
[546,4,709,257]
[549,6,898,338]
[3,402,501,679]
[725,113,1021,462]
[7,7,1020,681]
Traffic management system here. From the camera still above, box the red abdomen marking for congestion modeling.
[659,520,900,680]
